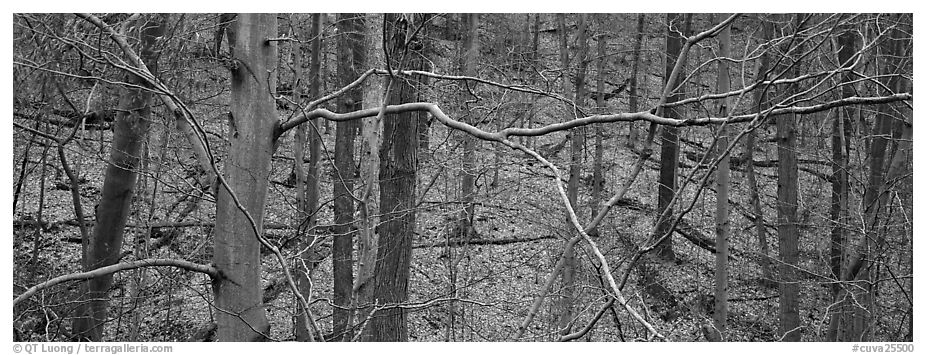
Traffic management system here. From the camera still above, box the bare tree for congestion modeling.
[294,12,323,342]
[653,13,690,262]
[71,14,167,341]
[213,13,276,341]
[710,15,731,342]
[366,13,426,342]
[331,12,363,342]
[776,14,803,342]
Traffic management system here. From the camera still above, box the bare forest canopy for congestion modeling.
[12,13,912,343]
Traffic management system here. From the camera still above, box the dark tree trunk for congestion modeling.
[776,16,804,342]
[841,24,902,341]
[626,13,645,148]
[367,13,424,342]
[589,30,606,236]
[654,13,689,262]
[331,12,362,342]
[213,13,276,342]
[826,24,855,342]
[71,15,166,341]
[294,13,323,342]
[555,13,586,336]
[747,19,773,283]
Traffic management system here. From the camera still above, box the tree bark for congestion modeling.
[825,24,855,342]
[367,13,423,342]
[294,12,323,342]
[331,12,362,342]
[354,13,382,331]
[213,13,276,342]
[841,19,907,341]
[416,17,433,153]
[458,13,479,240]
[654,13,689,262]
[747,19,773,283]
[710,18,731,342]
[527,13,541,149]
[589,30,606,237]
[290,15,307,225]
[776,15,804,342]
[556,13,586,336]
[626,14,645,149]
[71,14,166,341]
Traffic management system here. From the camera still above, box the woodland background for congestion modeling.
[11,13,913,342]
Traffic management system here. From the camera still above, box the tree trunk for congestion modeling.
[354,13,382,331]
[295,13,327,341]
[710,19,731,342]
[213,13,276,342]
[841,21,906,341]
[417,18,433,153]
[458,13,479,240]
[331,12,362,342]
[294,13,323,342]
[589,31,606,237]
[626,13,645,148]
[654,13,689,262]
[777,16,804,342]
[825,25,855,342]
[445,12,480,341]
[71,14,166,341]
[290,14,307,224]
[556,13,587,336]
[367,13,423,342]
[527,13,541,149]
[747,19,773,283]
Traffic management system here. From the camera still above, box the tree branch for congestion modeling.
[278,92,912,137]
[14,259,219,306]
[75,13,216,189]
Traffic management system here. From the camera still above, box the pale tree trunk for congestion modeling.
[331,12,362,342]
[626,13,645,148]
[213,13,276,342]
[366,13,423,342]
[71,14,167,341]
[354,13,382,331]
[710,19,731,342]
[295,12,323,342]
[777,16,804,343]
[654,13,690,262]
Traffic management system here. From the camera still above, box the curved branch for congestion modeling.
[279,92,912,138]
[14,259,218,306]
